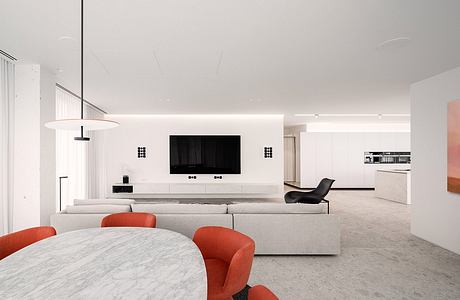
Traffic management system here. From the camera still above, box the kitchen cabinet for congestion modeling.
[299,132,410,188]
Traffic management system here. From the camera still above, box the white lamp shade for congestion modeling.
[45,119,119,131]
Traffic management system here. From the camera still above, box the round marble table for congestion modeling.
[0,227,207,300]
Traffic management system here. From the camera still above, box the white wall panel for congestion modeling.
[300,132,317,187]
[315,133,332,183]
[348,133,365,187]
[331,133,349,187]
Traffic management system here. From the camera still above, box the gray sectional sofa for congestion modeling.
[50,199,340,255]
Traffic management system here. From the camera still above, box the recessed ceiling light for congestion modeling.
[376,37,411,50]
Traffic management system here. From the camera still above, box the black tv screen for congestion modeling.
[170,135,241,174]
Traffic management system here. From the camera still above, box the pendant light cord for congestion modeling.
[44,0,118,141]
[81,0,84,119]
[80,0,84,137]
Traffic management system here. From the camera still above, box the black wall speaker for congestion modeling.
[264,147,273,158]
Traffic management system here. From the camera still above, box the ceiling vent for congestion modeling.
[376,37,411,51]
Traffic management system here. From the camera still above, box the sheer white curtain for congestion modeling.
[0,57,15,235]
[85,105,105,199]
[56,86,105,209]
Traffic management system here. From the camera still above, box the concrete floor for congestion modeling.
[249,188,460,299]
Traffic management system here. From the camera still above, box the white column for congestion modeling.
[13,64,56,231]
[0,57,15,235]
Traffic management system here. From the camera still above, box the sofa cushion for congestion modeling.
[50,214,108,234]
[227,203,326,214]
[73,199,135,206]
[131,203,227,214]
[65,205,131,214]
[155,215,233,238]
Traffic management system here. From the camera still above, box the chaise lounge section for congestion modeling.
[229,203,339,255]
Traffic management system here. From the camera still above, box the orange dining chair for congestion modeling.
[0,226,56,260]
[248,285,279,300]
[101,212,156,228]
[193,226,255,300]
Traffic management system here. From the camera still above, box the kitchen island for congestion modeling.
[375,169,411,204]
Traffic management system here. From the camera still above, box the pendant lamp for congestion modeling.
[45,0,119,141]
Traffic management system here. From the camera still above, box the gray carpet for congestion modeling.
[248,188,460,299]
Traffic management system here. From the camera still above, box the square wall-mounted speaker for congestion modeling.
[138,147,146,158]
[264,147,273,158]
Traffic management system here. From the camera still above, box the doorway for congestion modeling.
[284,136,296,183]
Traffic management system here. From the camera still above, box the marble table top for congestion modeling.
[0,228,207,300]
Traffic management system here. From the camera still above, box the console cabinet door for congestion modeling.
[170,184,206,194]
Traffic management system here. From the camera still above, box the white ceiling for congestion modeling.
[1,0,460,125]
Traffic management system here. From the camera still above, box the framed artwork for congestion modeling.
[448,100,460,193]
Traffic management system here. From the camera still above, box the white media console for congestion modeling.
[111,182,282,199]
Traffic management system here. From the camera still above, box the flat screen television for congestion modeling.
[170,135,241,174]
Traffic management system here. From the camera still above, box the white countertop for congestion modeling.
[0,228,207,300]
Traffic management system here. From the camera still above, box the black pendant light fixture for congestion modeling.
[45,0,119,140]
[74,0,90,141]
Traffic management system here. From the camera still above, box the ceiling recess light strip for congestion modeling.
[294,114,410,117]
[45,0,119,141]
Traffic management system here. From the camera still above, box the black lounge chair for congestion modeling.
[284,178,335,213]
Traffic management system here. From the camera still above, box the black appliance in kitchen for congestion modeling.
[364,152,411,164]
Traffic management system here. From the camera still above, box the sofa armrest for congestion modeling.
[233,213,340,255]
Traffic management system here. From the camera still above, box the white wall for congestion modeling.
[411,66,460,255]
[14,64,41,230]
[104,115,284,197]
[300,132,410,188]
[13,64,55,231]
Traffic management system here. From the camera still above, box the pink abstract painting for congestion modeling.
[448,100,460,193]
